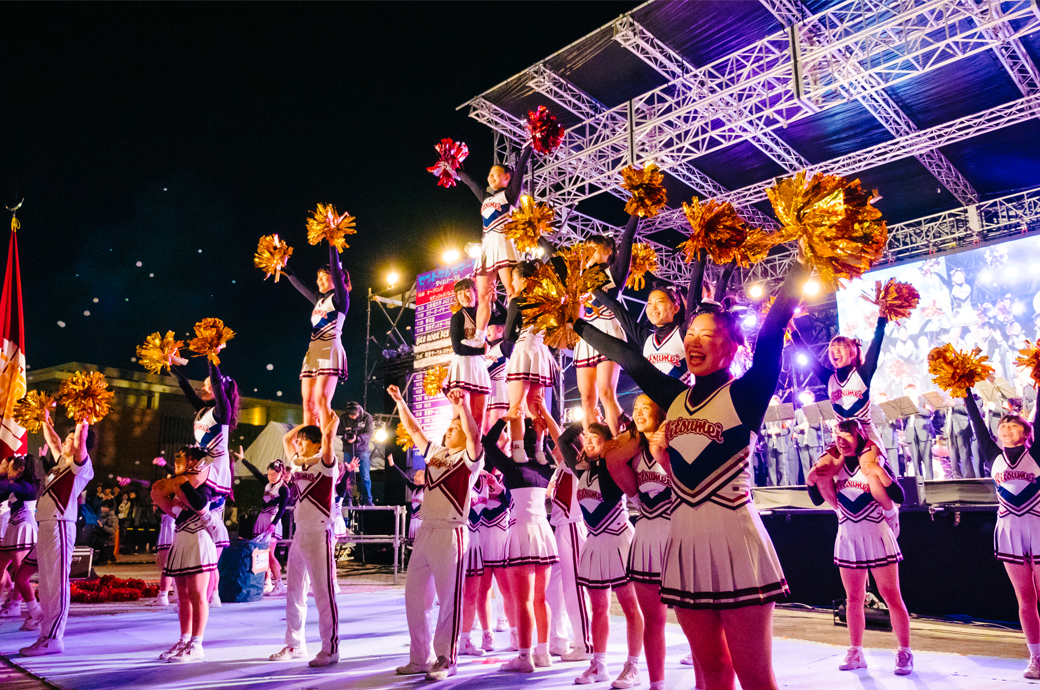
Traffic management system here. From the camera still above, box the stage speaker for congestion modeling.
[898,475,925,506]
[357,510,396,565]
[273,540,290,565]
[833,598,892,631]
[71,547,93,580]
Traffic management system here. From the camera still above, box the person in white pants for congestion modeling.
[20,415,94,657]
[390,385,483,682]
[543,414,592,661]
[268,416,341,668]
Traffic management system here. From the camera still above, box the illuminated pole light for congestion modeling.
[443,249,460,264]
[465,242,482,259]
[748,284,764,300]
[374,426,388,443]
[387,271,400,286]
[568,407,584,422]
[803,279,820,297]
[742,313,758,328]
[797,353,809,366]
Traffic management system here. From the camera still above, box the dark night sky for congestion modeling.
[1,2,637,407]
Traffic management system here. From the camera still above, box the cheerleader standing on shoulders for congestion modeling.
[540,405,594,662]
[963,385,1040,679]
[283,242,351,429]
[20,415,94,657]
[483,416,559,672]
[235,450,290,596]
[446,278,492,432]
[268,417,342,668]
[459,469,490,656]
[457,145,534,344]
[391,386,484,682]
[503,261,559,463]
[151,445,217,663]
[171,356,240,607]
[807,419,912,675]
[485,312,513,432]
[574,250,810,690]
[0,455,41,629]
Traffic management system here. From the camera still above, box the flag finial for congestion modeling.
[5,200,23,233]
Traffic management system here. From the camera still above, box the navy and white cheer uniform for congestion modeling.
[486,339,511,412]
[643,325,691,385]
[0,478,37,552]
[465,473,489,577]
[480,484,511,568]
[157,511,175,552]
[458,146,533,276]
[546,447,592,653]
[830,445,901,569]
[575,460,633,589]
[627,447,674,584]
[446,307,492,395]
[164,481,218,578]
[288,244,350,381]
[255,480,289,540]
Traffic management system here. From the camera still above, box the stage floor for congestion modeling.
[0,590,1036,689]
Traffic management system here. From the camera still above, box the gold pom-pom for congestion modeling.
[306,203,356,253]
[57,371,114,424]
[766,171,888,290]
[927,344,994,398]
[520,243,610,350]
[620,163,668,218]
[13,390,56,433]
[735,226,784,268]
[678,197,751,265]
[1015,340,1040,388]
[136,331,184,375]
[626,243,659,291]
[863,278,920,322]
[254,234,293,282]
[503,195,554,254]
[395,422,414,451]
[188,318,235,365]
[423,366,448,398]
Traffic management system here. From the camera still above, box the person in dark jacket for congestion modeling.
[342,401,375,505]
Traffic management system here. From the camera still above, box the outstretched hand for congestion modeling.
[387,385,404,403]
[446,388,465,408]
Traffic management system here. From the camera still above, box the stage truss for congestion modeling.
[462,0,1040,295]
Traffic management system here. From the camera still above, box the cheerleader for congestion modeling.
[457,144,534,344]
[385,457,423,540]
[793,314,887,449]
[503,261,559,463]
[390,385,483,682]
[485,312,513,432]
[332,456,359,545]
[171,357,240,607]
[21,416,95,657]
[155,505,177,606]
[459,470,490,656]
[807,419,912,675]
[963,386,1040,679]
[283,242,351,429]
[236,451,289,596]
[151,445,217,663]
[478,470,514,651]
[445,278,491,431]
[540,406,593,662]
[574,252,809,690]
[605,394,698,690]
[483,417,558,672]
[0,455,41,628]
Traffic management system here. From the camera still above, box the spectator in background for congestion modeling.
[117,494,132,523]
[89,485,104,514]
[78,490,99,547]
[342,401,374,506]
[95,501,119,565]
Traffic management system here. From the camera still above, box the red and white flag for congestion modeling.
[0,211,26,457]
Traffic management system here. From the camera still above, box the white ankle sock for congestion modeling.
[593,652,607,665]
[190,635,202,645]
[520,648,531,659]
[179,634,190,643]
[535,642,547,655]
[461,632,471,644]
[898,646,911,653]
[627,655,639,666]
[650,683,665,690]
[1028,643,1040,655]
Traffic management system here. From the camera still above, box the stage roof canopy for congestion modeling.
[460,0,1040,285]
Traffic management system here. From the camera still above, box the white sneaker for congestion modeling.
[209,592,221,607]
[510,629,519,651]
[396,661,430,675]
[535,451,548,465]
[550,641,571,656]
[1024,655,1040,679]
[0,600,22,617]
[481,631,496,652]
[271,581,287,596]
[169,641,204,663]
[611,661,640,688]
[460,638,485,656]
[894,650,913,676]
[511,449,530,464]
[501,655,535,673]
[575,661,610,684]
[533,651,553,668]
[425,656,456,681]
[308,650,339,667]
[20,637,64,657]
[159,641,186,661]
[679,653,693,665]
[269,645,308,661]
[155,594,170,607]
[838,647,867,671]
[562,647,594,662]
[19,614,41,632]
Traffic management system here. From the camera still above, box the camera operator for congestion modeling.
[342,401,375,506]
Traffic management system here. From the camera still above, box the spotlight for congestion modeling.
[374,427,388,443]
[443,249,460,264]
[748,284,764,300]
[568,407,584,422]
[1007,266,1019,279]
[797,353,809,366]
[979,269,993,283]
[803,280,820,297]
[742,313,758,328]
[465,242,482,259]
[532,246,545,258]
[387,271,400,286]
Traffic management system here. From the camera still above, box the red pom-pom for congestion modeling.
[427,138,469,188]
[526,106,565,156]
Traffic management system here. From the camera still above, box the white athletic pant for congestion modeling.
[547,520,591,652]
[405,524,466,667]
[285,527,339,655]
[37,519,76,641]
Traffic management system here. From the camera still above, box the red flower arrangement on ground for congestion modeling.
[70,575,159,603]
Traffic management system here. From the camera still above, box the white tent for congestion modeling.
[234,422,346,479]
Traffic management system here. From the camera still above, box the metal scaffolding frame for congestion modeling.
[362,283,417,411]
